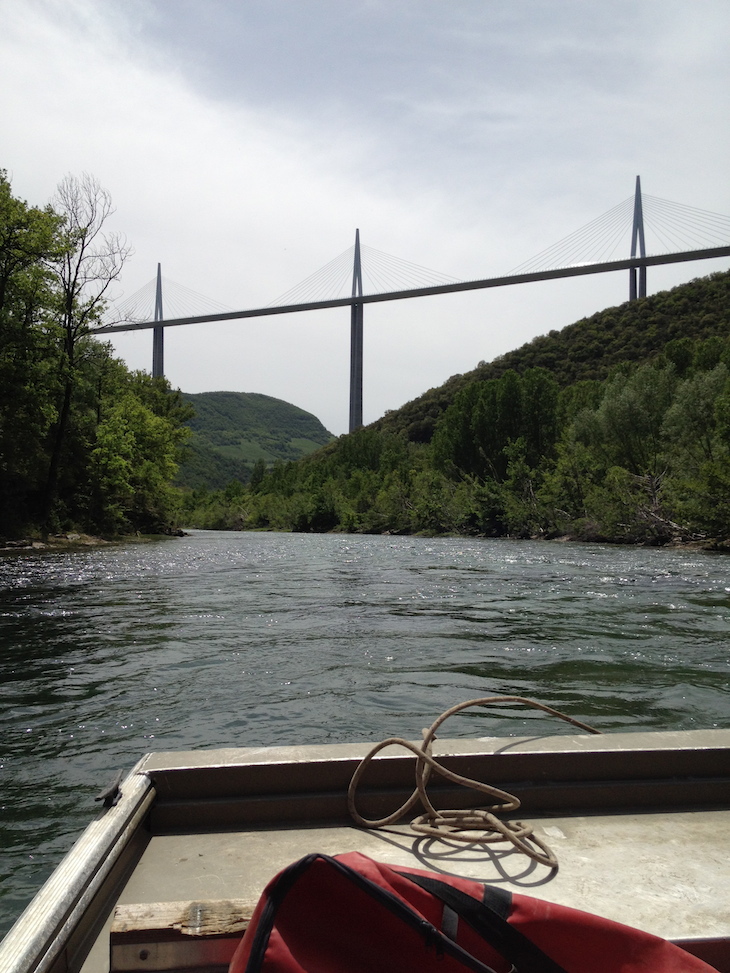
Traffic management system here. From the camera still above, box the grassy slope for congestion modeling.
[177,391,334,489]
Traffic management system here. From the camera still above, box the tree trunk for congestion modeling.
[42,375,73,532]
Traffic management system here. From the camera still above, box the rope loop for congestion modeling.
[347,696,601,870]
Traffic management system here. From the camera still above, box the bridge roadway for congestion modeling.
[94,245,730,335]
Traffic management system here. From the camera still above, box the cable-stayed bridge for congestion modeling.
[95,178,730,432]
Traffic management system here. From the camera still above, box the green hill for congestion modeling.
[375,269,730,443]
[176,391,334,490]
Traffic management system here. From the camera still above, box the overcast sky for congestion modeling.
[2,0,729,434]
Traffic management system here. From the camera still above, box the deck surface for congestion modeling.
[83,804,730,971]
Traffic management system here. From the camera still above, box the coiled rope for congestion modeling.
[347,696,601,870]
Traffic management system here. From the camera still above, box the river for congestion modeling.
[1,530,728,933]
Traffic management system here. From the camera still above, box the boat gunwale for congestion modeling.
[138,728,730,825]
[138,727,730,776]
[0,766,154,973]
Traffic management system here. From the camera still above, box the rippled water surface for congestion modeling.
[1,531,729,932]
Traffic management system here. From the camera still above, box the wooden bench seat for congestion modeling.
[110,900,252,973]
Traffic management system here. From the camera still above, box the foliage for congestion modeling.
[0,172,191,538]
[432,368,559,481]
[0,174,62,533]
[374,270,730,442]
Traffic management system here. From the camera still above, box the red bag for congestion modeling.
[229,851,718,973]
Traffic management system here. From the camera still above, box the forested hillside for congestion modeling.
[182,270,730,544]
[177,391,333,490]
[0,172,192,539]
[375,270,730,443]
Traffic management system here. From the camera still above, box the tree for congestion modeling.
[660,365,730,535]
[432,383,482,476]
[0,173,197,539]
[575,363,676,478]
[249,458,268,491]
[43,174,132,527]
[86,366,192,532]
[0,172,63,533]
[520,367,559,468]
[663,364,728,467]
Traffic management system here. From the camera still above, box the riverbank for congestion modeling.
[538,531,730,553]
[0,529,186,554]
[2,526,726,555]
[0,533,111,553]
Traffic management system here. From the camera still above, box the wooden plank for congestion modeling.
[112,899,252,938]
[111,901,252,972]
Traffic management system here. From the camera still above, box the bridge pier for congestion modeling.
[152,263,164,378]
[630,176,647,301]
[349,230,363,431]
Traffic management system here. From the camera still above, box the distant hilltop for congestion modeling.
[176,391,334,490]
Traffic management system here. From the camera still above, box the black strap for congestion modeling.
[402,873,569,973]
[442,903,460,941]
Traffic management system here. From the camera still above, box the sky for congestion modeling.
[1,0,729,435]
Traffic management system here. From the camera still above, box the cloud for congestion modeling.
[1,0,729,434]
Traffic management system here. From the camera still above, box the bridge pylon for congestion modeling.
[629,176,647,301]
[349,229,364,431]
[152,263,164,378]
